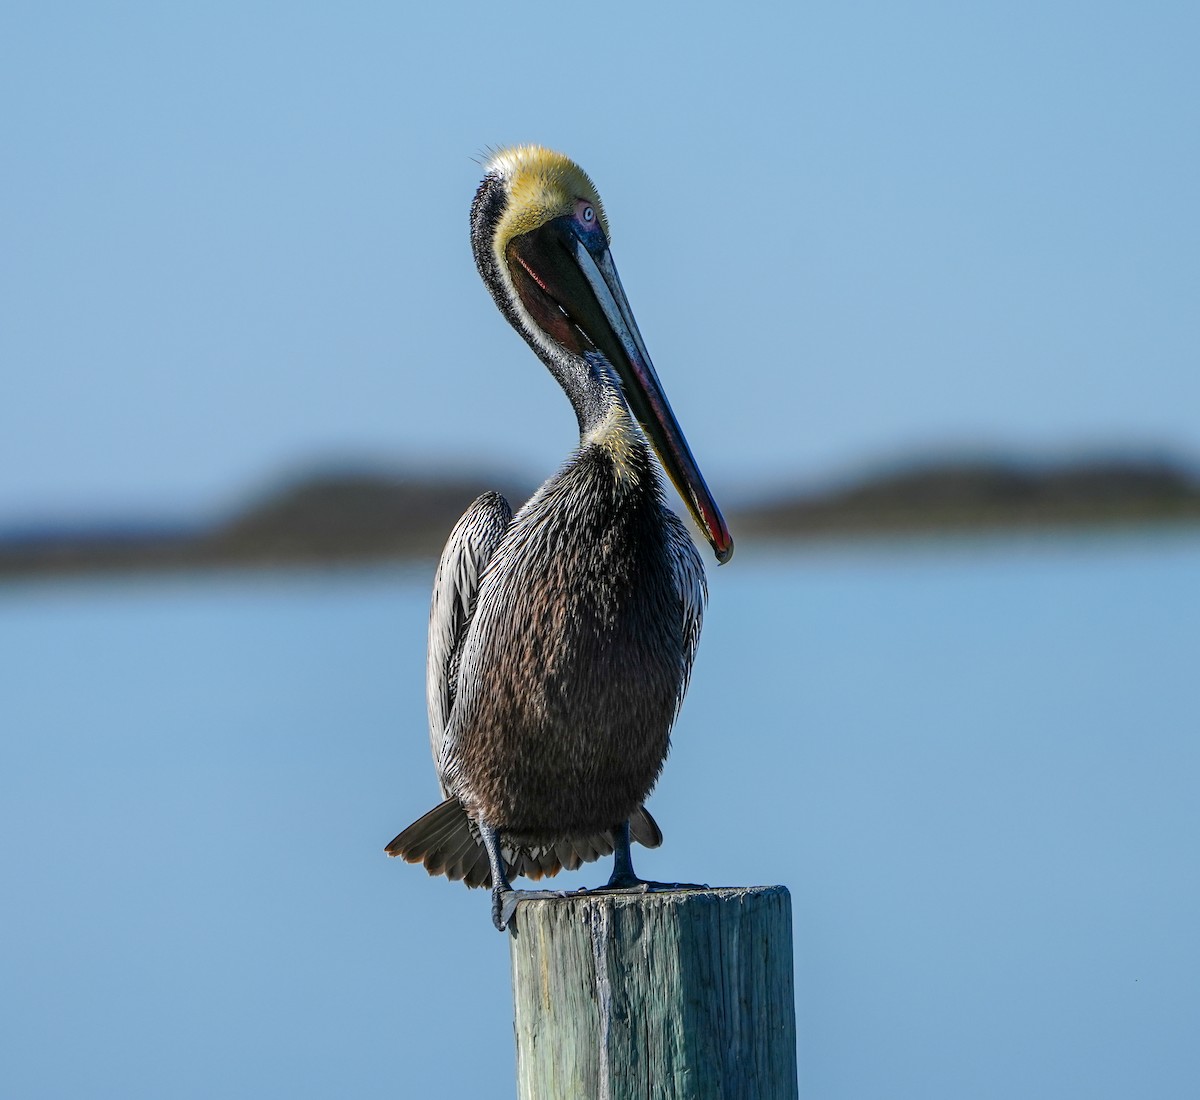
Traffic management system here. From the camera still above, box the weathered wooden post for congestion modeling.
[510,886,798,1099]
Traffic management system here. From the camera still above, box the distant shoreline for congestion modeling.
[3,456,1198,580]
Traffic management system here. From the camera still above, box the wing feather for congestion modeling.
[664,512,708,721]
[426,492,512,792]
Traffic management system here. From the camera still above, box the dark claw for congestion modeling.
[501,891,521,930]
[491,887,507,931]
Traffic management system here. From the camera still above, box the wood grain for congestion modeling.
[510,886,798,1099]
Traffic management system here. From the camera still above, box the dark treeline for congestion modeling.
[3,456,1198,579]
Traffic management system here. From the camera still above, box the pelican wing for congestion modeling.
[665,511,708,718]
[427,491,513,790]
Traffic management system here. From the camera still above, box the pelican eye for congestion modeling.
[575,198,596,227]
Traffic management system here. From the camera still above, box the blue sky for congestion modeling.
[3,1,1197,525]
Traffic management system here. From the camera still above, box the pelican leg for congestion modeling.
[604,818,708,892]
[607,819,640,888]
[481,822,515,932]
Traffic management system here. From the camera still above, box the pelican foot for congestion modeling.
[494,888,574,931]
[601,873,711,892]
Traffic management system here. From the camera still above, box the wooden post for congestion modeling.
[509,886,798,1099]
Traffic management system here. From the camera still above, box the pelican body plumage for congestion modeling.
[386,147,732,929]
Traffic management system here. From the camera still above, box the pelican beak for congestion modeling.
[507,219,734,564]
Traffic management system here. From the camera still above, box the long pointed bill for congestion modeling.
[506,217,733,562]
[565,237,734,564]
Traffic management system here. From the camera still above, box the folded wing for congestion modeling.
[426,491,513,791]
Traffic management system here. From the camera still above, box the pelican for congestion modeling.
[386,146,732,930]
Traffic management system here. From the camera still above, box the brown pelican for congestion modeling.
[386,146,732,930]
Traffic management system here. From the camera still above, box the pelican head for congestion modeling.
[470,145,733,564]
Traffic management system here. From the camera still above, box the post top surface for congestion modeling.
[510,883,790,917]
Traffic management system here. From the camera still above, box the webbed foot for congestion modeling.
[495,887,573,931]
[603,871,710,892]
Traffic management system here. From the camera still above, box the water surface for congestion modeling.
[2,532,1196,1098]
